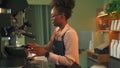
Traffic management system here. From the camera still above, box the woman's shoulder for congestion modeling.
[66,26,77,34]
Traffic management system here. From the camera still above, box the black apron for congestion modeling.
[52,33,81,68]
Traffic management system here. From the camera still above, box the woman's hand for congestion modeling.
[26,43,47,56]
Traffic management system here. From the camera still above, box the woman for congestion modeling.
[27,0,80,68]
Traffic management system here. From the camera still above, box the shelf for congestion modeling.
[96,8,120,68]
[97,11,117,18]
[110,56,120,60]
[97,14,108,18]
[110,30,120,32]
[88,57,98,62]
[110,31,120,41]
[98,30,120,33]
[98,30,110,32]
[86,50,109,64]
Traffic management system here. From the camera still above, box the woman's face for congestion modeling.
[51,7,64,27]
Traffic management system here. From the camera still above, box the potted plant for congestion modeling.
[106,0,120,19]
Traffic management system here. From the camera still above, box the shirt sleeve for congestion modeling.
[64,29,79,64]
[48,52,73,66]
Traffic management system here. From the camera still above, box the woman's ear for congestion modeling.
[60,13,65,19]
[60,15,64,19]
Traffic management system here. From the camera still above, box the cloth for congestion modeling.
[46,24,79,67]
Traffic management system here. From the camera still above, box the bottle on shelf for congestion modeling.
[113,40,119,58]
[117,20,120,31]
[113,20,118,30]
[89,40,94,50]
[116,40,120,59]
[110,20,114,30]
[110,39,116,56]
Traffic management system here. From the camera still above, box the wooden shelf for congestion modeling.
[98,30,110,32]
[109,31,120,42]
[110,30,120,32]
[87,50,109,64]
[95,8,120,68]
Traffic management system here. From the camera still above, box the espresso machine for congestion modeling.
[0,0,29,68]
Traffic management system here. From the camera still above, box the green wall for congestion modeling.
[69,0,104,31]
[27,0,104,31]
[27,0,51,5]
